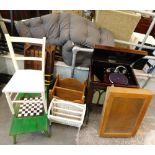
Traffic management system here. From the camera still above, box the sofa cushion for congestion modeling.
[15,22,32,37]
[15,13,115,67]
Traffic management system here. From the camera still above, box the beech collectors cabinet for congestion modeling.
[99,86,153,137]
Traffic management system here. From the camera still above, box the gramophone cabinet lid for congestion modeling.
[93,45,148,65]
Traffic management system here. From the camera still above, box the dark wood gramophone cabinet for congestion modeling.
[85,45,148,123]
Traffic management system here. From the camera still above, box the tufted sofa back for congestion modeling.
[15,13,115,67]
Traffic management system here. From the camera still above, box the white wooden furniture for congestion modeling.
[48,97,86,143]
[48,98,86,130]
[2,34,47,114]
[2,34,49,144]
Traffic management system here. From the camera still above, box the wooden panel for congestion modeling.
[59,78,85,91]
[105,97,143,133]
[0,10,50,20]
[99,86,153,137]
[135,16,155,38]
[95,44,147,56]
[49,76,86,104]
[54,87,83,103]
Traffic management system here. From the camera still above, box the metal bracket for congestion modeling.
[71,46,94,77]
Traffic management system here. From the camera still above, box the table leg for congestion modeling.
[85,85,94,124]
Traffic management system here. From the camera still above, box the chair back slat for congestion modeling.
[5,34,46,73]
[10,36,45,44]
[15,57,42,61]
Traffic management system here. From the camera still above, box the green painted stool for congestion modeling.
[10,114,49,144]
[9,93,50,144]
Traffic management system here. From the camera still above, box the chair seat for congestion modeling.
[2,70,45,93]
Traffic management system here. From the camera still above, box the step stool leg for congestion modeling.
[44,121,51,137]
[48,121,52,137]
[44,130,51,137]
[13,135,16,144]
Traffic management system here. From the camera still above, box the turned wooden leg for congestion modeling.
[85,85,94,124]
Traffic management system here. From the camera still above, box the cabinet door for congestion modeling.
[99,86,153,137]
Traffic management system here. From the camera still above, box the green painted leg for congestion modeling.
[44,130,51,137]
[48,125,52,137]
[13,135,16,144]
[48,121,52,137]
[44,121,51,137]
[43,128,50,137]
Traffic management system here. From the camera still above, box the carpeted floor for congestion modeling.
[0,85,155,145]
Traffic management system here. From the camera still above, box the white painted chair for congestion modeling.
[2,34,47,114]
[2,34,51,144]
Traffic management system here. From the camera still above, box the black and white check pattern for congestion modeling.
[17,97,44,118]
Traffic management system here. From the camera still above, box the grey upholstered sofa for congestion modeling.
[15,13,115,67]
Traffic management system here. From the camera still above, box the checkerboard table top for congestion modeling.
[17,97,44,118]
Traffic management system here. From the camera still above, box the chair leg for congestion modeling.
[5,92,15,114]
[41,92,47,113]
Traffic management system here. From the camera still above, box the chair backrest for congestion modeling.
[5,34,46,73]
[95,10,141,48]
